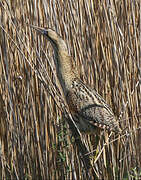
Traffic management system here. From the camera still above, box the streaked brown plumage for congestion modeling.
[31,25,121,133]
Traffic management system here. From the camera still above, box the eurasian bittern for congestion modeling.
[31,25,121,134]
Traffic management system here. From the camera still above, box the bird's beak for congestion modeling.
[30,25,47,35]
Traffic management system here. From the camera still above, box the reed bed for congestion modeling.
[0,0,141,179]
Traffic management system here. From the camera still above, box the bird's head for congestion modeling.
[30,25,68,51]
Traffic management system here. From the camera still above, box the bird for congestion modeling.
[31,25,121,134]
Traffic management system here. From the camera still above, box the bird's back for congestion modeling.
[66,78,121,133]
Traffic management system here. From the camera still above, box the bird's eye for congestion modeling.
[43,30,48,36]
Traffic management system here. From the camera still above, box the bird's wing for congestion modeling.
[78,103,120,132]
[67,79,121,132]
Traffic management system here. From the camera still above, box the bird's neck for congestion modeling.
[54,49,77,95]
